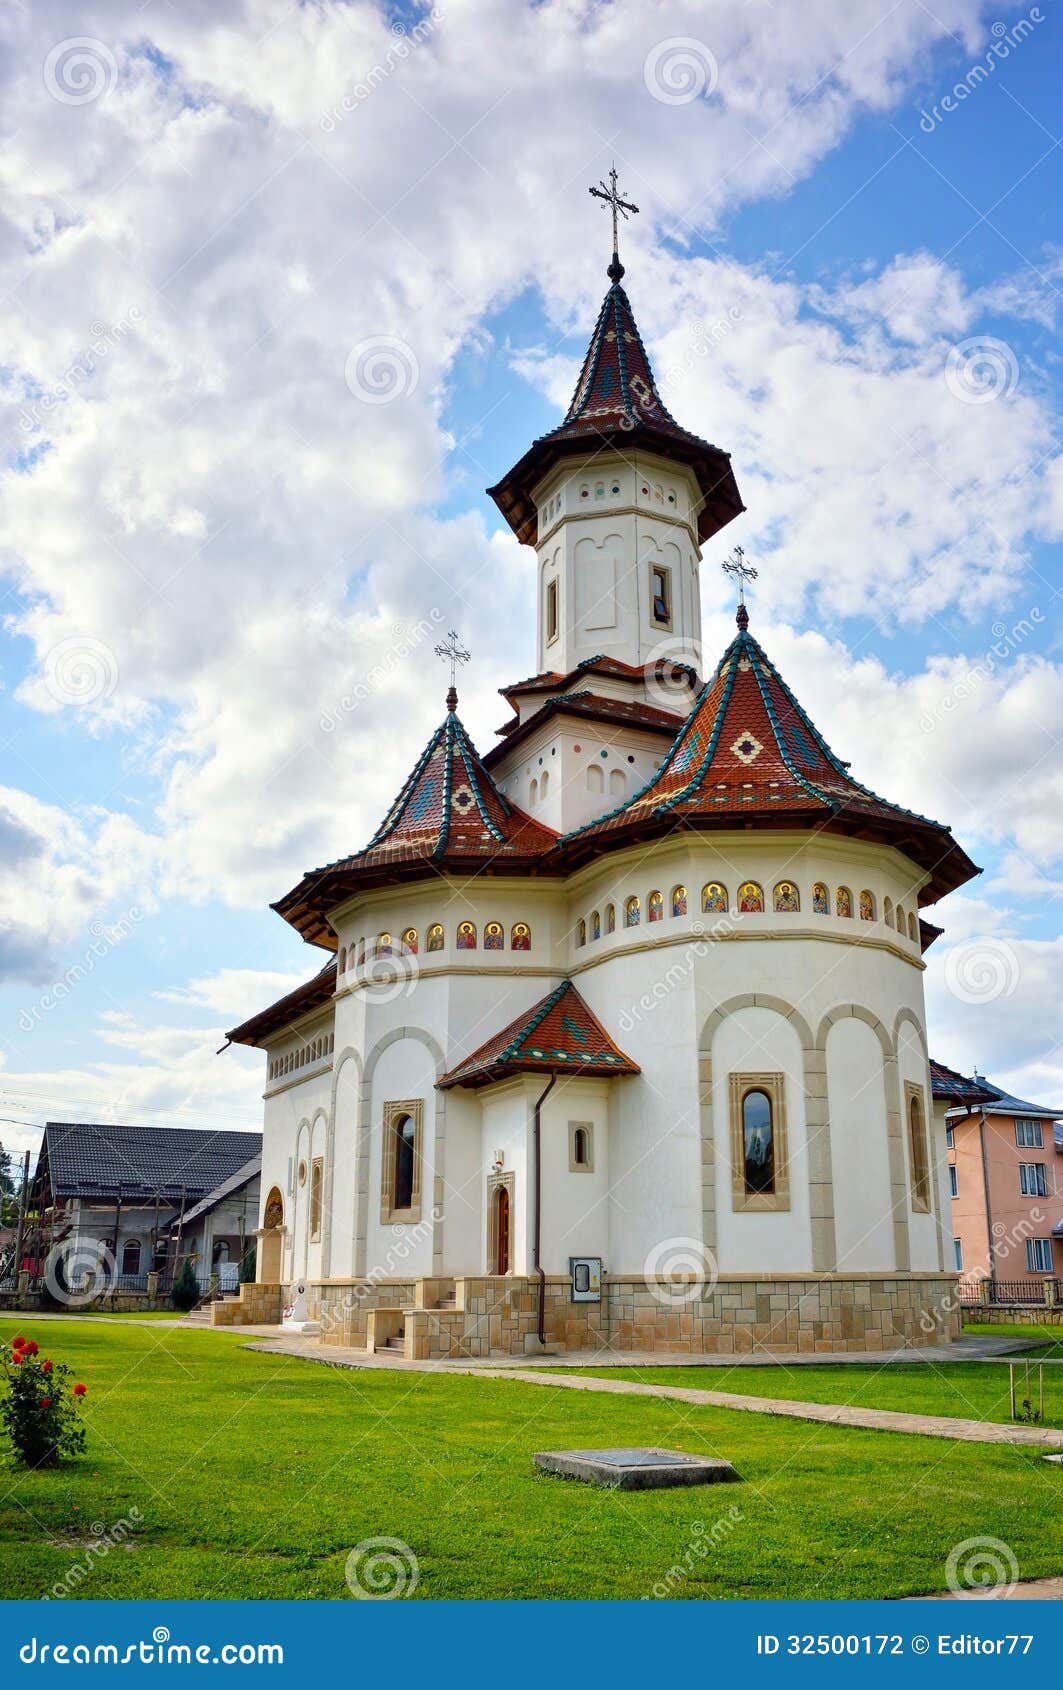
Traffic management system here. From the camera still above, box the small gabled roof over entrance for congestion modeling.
[438,980,640,1089]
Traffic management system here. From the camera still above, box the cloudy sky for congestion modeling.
[1,0,1061,1162]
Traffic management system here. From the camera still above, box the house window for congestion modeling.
[1027,1238,1053,1273]
[949,1165,958,1198]
[1015,1119,1043,1148]
[546,578,558,643]
[728,1073,789,1212]
[906,1084,931,1212]
[945,1125,954,1149]
[953,1238,963,1271]
[380,1100,424,1224]
[651,565,671,626]
[1020,1163,1047,1197]
[121,1239,141,1276]
[309,1157,323,1241]
[569,1122,594,1172]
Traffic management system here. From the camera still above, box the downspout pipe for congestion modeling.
[532,1073,557,1348]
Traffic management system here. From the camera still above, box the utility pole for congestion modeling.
[13,1149,30,1283]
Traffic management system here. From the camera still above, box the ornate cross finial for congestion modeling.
[434,628,470,711]
[722,545,758,630]
[589,165,639,282]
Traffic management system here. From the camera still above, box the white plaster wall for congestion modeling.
[363,1035,440,1280]
[328,1050,360,1278]
[898,1020,941,1271]
[541,1081,611,1273]
[480,1085,530,1271]
[826,1018,896,1271]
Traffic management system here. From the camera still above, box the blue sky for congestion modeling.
[1,0,1062,1160]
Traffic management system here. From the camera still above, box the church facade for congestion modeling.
[227,229,978,1358]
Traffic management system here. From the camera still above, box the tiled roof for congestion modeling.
[272,703,559,946]
[929,1059,997,1107]
[37,1122,262,1203]
[487,278,743,546]
[438,980,640,1089]
[973,1081,1063,1121]
[486,690,683,762]
[500,654,698,708]
[171,1154,261,1227]
[227,958,337,1047]
[562,612,980,904]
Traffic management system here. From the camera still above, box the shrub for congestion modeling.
[239,1244,256,1285]
[170,1258,201,1312]
[1,1337,87,1468]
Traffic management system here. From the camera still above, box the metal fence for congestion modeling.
[958,1277,1057,1306]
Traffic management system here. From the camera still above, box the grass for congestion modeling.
[1,1317,1061,1601]
[963,1321,1063,1358]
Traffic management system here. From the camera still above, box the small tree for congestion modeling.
[239,1243,256,1285]
[1,1337,87,1468]
[170,1258,201,1312]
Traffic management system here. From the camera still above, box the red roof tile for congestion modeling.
[485,691,683,763]
[438,980,640,1089]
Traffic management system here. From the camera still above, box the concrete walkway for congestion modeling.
[246,1334,1063,1449]
[909,1576,1063,1601]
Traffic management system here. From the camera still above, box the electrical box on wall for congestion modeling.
[569,1256,602,1303]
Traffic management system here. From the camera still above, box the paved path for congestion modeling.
[909,1576,1063,1601]
[246,1335,1063,1448]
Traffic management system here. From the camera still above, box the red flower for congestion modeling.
[40,1397,51,1410]
[10,1351,22,1366]
[41,1360,52,1373]
[11,1336,25,1350]
[22,1340,39,1357]
[73,1383,87,1398]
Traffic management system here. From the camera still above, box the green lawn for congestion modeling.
[1,1317,1060,1601]
[558,1359,1063,1427]
[963,1321,1063,1358]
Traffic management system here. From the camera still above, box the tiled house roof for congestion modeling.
[487,278,743,546]
[562,612,980,904]
[273,703,559,946]
[929,1059,997,1108]
[36,1122,262,1204]
[438,980,640,1089]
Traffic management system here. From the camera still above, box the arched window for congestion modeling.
[908,1088,930,1210]
[586,764,604,795]
[671,884,687,918]
[590,910,601,941]
[511,922,531,951]
[376,932,393,958]
[702,882,728,914]
[427,923,444,953]
[401,927,418,956]
[572,1125,591,1168]
[738,881,764,914]
[859,890,875,922]
[338,945,347,974]
[648,889,663,923]
[121,1239,141,1276]
[484,921,504,951]
[605,903,616,934]
[836,886,853,918]
[608,767,626,797]
[529,777,539,808]
[393,1114,417,1212]
[457,921,477,950]
[893,903,904,931]
[356,938,366,966]
[773,881,800,914]
[812,882,829,915]
[625,895,640,928]
[883,896,894,927]
[540,770,549,799]
[577,918,586,947]
[742,1089,775,1195]
[908,911,918,943]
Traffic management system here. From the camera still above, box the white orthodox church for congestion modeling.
[225,203,978,1358]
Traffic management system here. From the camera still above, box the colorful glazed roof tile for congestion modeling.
[438,980,640,1089]
[488,691,684,760]
[929,1059,997,1108]
[563,608,980,904]
[488,277,743,545]
[500,653,698,709]
[272,700,559,946]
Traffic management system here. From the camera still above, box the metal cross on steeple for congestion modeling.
[589,166,639,281]
[722,545,758,629]
[434,628,471,712]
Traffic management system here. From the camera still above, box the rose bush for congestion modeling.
[1,1336,87,1467]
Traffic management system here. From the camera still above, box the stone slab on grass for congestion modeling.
[534,1446,740,1490]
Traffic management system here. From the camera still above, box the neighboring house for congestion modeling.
[28,1122,261,1290]
[169,1154,261,1290]
[930,1061,1063,1282]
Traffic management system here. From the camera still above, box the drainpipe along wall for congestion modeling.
[532,1073,557,1347]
